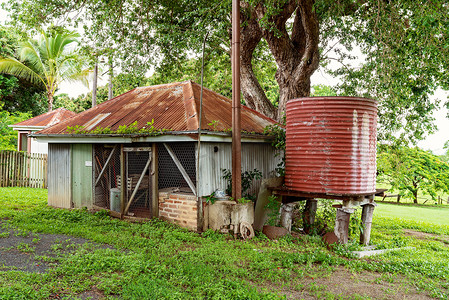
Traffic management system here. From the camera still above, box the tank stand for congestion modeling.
[334,206,355,244]
[302,199,318,234]
[359,202,377,245]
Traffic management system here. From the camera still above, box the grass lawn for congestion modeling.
[375,203,449,226]
[0,187,449,299]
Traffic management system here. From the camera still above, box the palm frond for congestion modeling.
[0,57,46,87]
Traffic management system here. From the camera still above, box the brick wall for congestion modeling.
[159,189,198,231]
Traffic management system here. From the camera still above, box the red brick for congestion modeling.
[168,204,178,209]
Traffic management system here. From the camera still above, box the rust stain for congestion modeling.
[285,97,378,195]
[13,108,76,127]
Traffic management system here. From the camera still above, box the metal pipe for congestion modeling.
[197,31,209,232]
[231,0,242,201]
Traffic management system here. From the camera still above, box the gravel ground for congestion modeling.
[0,222,110,273]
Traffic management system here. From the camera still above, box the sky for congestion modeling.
[1,5,448,154]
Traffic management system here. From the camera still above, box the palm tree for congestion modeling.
[0,31,89,111]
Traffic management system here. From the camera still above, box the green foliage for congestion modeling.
[0,30,89,111]
[66,120,165,136]
[264,115,285,176]
[319,1,449,144]
[53,93,91,113]
[311,85,337,97]
[116,121,139,134]
[65,125,86,134]
[2,187,449,298]
[0,108,31,150]
[0,187,47,218]
[5,0,448,142]
[222,168,262,201]
[0,25,47,116]
[378,146,449,204]
[205,192,217,204]
[264,195,282,226]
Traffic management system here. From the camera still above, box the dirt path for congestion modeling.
[275,266,433,300]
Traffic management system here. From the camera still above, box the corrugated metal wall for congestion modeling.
[48,144,72,208]
[197,142,280,197]
[72,144,93,208]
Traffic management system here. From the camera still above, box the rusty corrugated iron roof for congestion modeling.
[37,81,276,135]
[13,108,76,128]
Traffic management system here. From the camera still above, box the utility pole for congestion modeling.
[92,60,98,107]
[108,55,113,100]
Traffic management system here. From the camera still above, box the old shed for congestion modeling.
[10,108,76,154]
[33,81,280,231]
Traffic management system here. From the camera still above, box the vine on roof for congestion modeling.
[65,120,165,136]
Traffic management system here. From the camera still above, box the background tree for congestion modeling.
[0,25,47,116]
[4,0,448,143]
[0,30,89,111]
[0,105,30,150]
[377,146,449,204]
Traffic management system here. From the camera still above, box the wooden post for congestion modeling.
[334,207,354,244]
[360,202,376,246]
[151,143,158,218]
[397,195,401,203]
[120,144,125,218]
[302,199,318,234]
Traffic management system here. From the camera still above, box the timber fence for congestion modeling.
[0,150,47,188]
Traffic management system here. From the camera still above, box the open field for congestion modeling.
[1,187,449,299]
[375,203,449,226]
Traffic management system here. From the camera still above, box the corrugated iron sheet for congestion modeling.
[37,81,276,135]
[13,108,76,127]
[198,142,281,197]
[47,143,72,208]
[285,97,378,195]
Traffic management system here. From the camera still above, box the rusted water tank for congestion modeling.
[285,97,378,195]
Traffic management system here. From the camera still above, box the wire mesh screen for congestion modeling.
[94,144,121,210]
[158,143,196,192]
[124,147,152,218]
[94,144,153,218]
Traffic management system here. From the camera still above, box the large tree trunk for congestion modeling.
[239,7,276,120]
[252,0,320,120]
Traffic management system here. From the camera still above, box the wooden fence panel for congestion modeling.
[0,151,48,188]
